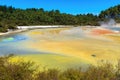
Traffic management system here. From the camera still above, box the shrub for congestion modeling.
[0,55,120,80]
[0,55,36,80]
[84,64,116,80]
[35,69,60,80]
[60,68,84,80]
[0,23,8,32]
[116,60,120,80]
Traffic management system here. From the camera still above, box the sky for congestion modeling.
[0,0,120,15]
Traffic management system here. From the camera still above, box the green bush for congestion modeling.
[0,55,120,80]
[0,23,8,32]
[0,55,36,80]
[84,64,115,80]
[60,68,84,80]
[35,69,60,80]
[0,27,8,32]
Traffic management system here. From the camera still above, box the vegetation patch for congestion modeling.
[0,54,120,80]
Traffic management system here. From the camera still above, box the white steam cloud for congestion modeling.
[99,19,116,28]
[59,27,85,37]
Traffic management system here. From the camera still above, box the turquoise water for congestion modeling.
[1,35,27,43]
[0,33,41,55]
[109,27,120,31]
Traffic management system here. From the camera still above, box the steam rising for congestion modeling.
[99,19,120,32]
[99,19,116,28]
[32,27,86,40]
[59,27,85,37]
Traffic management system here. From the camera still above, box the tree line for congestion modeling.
[99,4,120,22]
[0,5,99,32]
[0,4,120,32]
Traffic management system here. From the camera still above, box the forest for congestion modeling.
[99,4,120,22]
[0,4,120,32]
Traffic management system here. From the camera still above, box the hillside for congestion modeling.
[99,4,120,22]
[1,4,120,32]
[0,5,99,32]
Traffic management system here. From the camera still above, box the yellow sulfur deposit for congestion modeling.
[22,27,120,67]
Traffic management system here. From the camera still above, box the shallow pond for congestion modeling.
[0,27,120,69]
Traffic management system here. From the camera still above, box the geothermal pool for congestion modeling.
[0,27,120,69]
